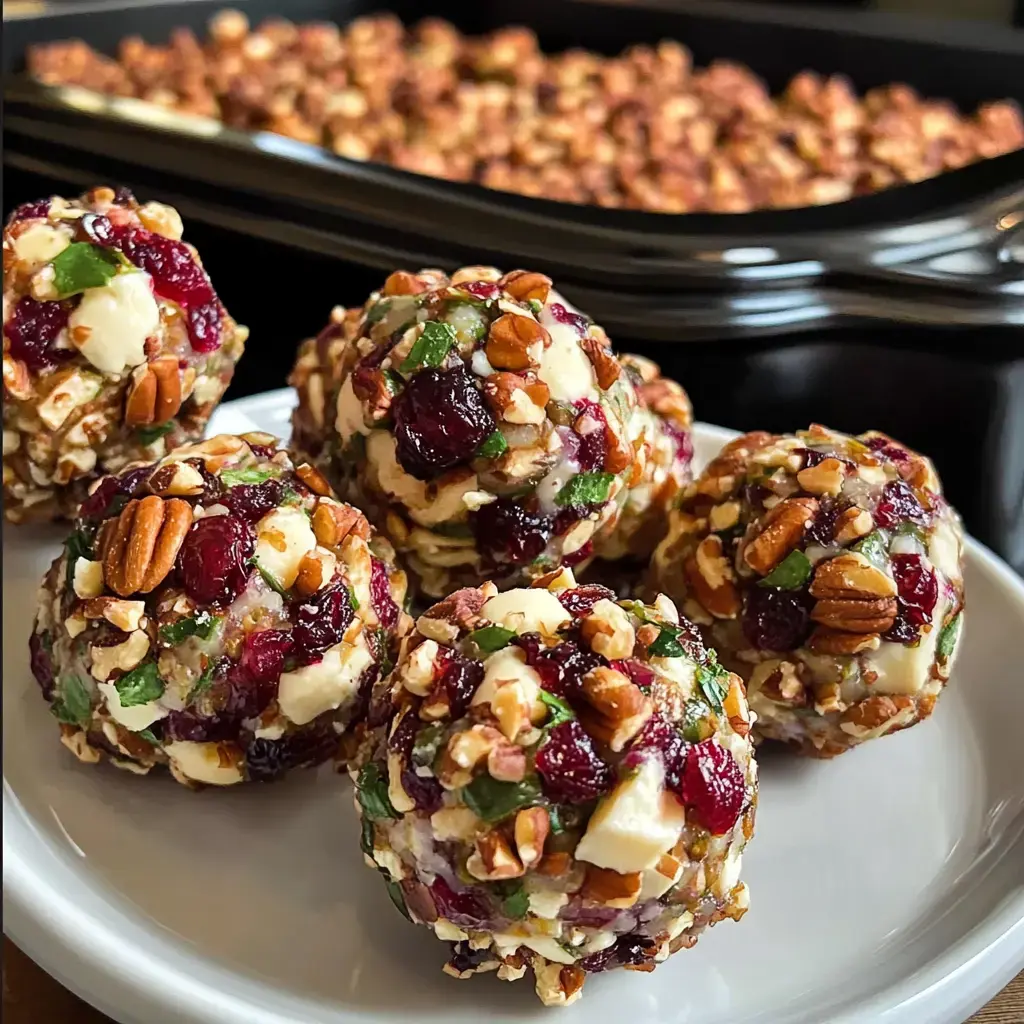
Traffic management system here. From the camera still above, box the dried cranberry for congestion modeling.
[623,714,688,792]
[799,447,830,469]
[187,302,224,353]
[178,514,254,606]
[4,296,74,373]
[247,443,276,459]
[884,614,920,644]
[164,708,238,742]
[391,365,496,479]
[227,629,291,717]
[580,934,658,972]
[535,720,613,804]
[866,436,912,466]
[663,420,694,471]
[245,728,337,782]
[370,557,399,631]
[681,739,746,835]
[573,399,608,471]
[805,498,853,547]
[473,499,551,565]
[446,942,494,974]
[291,581,354,662]
[222,478,284,522]
[9,199,51,222]
[552,504,595,536]
[29,632,56,701]
[612,658,657,691]
[439,654,484,719]
[429,878,492,929]
[559,584,616,616]
[460,280,500,300]
[517,637,603,696]
[548,302,590,335]
[78,213,115,247]
[563,540,594,567]
[742,587,813,651]
[875,480,929,530]
[80,466,152,523]
[890,553,938,628]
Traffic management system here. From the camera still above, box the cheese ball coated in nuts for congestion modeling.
[651,425,966,758]
[353,567,757,1007]
[3,187,248,524]
[29,432,411,787]
[289,266,693,598]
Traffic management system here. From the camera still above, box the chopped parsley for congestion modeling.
[63,529,94,591]
[477,430,508,459]
[114,661,164,707]
[50,675,92,729]
[539,689,575,728]
[399,320,457,372]
[50,242,121,297]
[648,623,687,658]
[555,472,614,508]
[937,612,962,659]
[186,658,219,704]
[366,299,392,324]
[159,610,220,646]
[695,658,729,712]
[758,550,812,590]
[384,879,411,920]
[135,421,175,447]
[461,774,542,823]
[136,727,161,746]
[221,466,278,487]
[381,368,404,395]
[411,723,447,769]
[853,530,889,569]
[250,557,289,597]
[466,624,516,654]
[357,762,400,821]
[491,881,530,920]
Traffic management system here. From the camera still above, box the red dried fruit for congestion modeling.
[548,302,589,336]
[222,479,284,522]
[391,364,496,480]
[370,557,399,631]
[579,934,658,973]
[473,499,551,565]
[535,720,613,804]
[885,553,939,644]
[178,514,255,606]
[663,420,694,471]
[291,580,354,662]
[78,465,151,522]
[516,636,603,696]
[562,540,594,567]
[874,480,929,530]
[164,706,237,742]
[429,877,493,929]
[439,654,484,719]
[9,199,51,223]
[4,296,74,373]
[681,739,746,835]
[742,587,813,651]
[29,631,55,701]
[573,399,608,471]
[805,498,853,547]
[611,658,657,692]
[237,628,291,687]
[622,713,687,792]
[388,710,443,811]
[558,584,616,617]
[460,280,500,300]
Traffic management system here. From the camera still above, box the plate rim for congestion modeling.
[4,390,1024,1024]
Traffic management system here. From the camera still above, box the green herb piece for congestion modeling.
[385,879,411,920]
[381,368,404,395]
[477,430,508,460]
[135,421,175,447]
[159,610,220,646]
[64,529,95,591]
[467,624,516,654]
[681,696,714,743]
[346,587,361,612]
[547,806,566,834]
[221,466,278,487]
[412,723,446,769]
[360,817,376,857]
[186,659,218,704]
[462,774,542,823]
[937,612,962,659]
[443,301,490,344]
[497,883,530,920]
[50,242,120,297]
[539,689,575,728]
[695,661,728,712]
[357,762,399,821]
[366,299,392,324]
[399,320,457,372]
[895,522,927,546]
[250,557,289,597]
[853,530,890,569]
[555,472,615,508]
[281,486,302,506]
[432,521,475,540]
[527,299,543,315]
[114,661,164,707]
[51,676,93,729]
[648,624,686,659]
[758,550,812,590]
[136,727,160,746]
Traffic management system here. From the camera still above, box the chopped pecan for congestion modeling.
[579,666,652,752]
[147,460,205,497]
[580,600,635,660]
[293,549,335,597]
[483,371,550,423]
[294,462,333,497]
[311,499,371,548]
[536,851,573,877]
[806,626,881,655]
[722,674,751,737]
[485,313,548,371]
[581,335,622,390]
[124,356,182,427]
[811,598,897,634]
[382,270,431,296]
[841,694,914,733]
[558,967,586,1002]
[639,374,692,428]
[80,596,146,632]
[683,535,741,619]
[349,365,395,421]
[756,660,808,706]
[499,269,552,303]
[99,496,193,597]
[513,806,550,868]
[742,496,818,575]
[466,831,524,881]
[419,586,489,634]
[796,456,847,497]
[833,506,874,544]
[580,865,643,907]
[809,552,897,600]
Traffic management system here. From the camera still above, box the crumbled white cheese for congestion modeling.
[72,558,105,599]
[163,741,244,786]
[481,588,571,637]
[276,640,374,725]
[254,506,318,589]
[70,271,160,374]
[97,681,169,732]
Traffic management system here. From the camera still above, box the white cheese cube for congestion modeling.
[97,681,169,732]
[70,271,160,374]
[72,558,105,599]
[163,741,244,786]
[254,506,318,589]
[276,640,374,726]
[481,588,571,637]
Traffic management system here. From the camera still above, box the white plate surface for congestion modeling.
[4,389,1024,1024]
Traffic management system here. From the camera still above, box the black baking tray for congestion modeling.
[4,0,1024,343]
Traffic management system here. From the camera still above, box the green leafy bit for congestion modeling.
[467,624,516,654]
[555,472,615,508]
[491,881,530,920]
[695,660,729,713]
[135,421,175,447]
[681,696,714,743]
[758,550,813,590]
[360,817,377,857]
[250,557,290,597]
[462,774,542,823]
[381,369,404,395]
[136,727,160,746]
[348,586,361,611]
[937,612,962,659]
[366,298,392,324]
[477,430,508,459]
[648,623,687,659]
[221,466,278,487]
[186,658,218,704]
[412,723,447,769]
[51,676,93,729]
[64,529,95,591]
[539,689,575,728]
[385,879,411,920]
[547,805,566,834]
[400,320,457,372]
[357,762,400,821]
[853,530,890,569]
[281,486,303,506]
[50,242,121,297]
[895,522,927,545]
[527,299,544,315]
[159,610,220,646]
[114,661,165,707]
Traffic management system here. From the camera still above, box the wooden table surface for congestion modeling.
[3,937,1021,1022]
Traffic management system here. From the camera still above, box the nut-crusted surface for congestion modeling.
[352,568,757,1005]
[651,424,966,757]
[3,188,247,523]
[30,433,411,787]
[289,266,693,599]
[26,14,1024,214]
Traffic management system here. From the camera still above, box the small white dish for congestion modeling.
[4,389,1023,1024]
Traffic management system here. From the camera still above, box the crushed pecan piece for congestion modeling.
[124,356,182,427]
[485,313,548,371]
[742,497,818,575]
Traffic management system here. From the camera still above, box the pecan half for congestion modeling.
[499,269,552,304]
[311,499,370,548]
[742,496,818,575]
[100,496,193,596]
[806,626,881,655]
[841,694,914,733]
[295,462,333,496]
[810,597,897,634]
[809,552,897,600]
[124,357,182,427]
[833,507,874,544]
[485,313,548,371]
[683,535,741,618]
[382,270,431,296]
[581,335,622,390]
[579,665,652,752]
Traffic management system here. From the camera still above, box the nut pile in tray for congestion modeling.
[10,192,966,1006]
[26,10,1024,214]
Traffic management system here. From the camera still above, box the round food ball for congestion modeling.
[289,266,693,598]
[30,432,410,787]
[3,186,248,523]
[353,567,757,1007]
[651,425,966,757]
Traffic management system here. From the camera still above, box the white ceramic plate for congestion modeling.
[5,389,1024,1024]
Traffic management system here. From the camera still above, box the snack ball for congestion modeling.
[289,266,692,598]
[651,425,966,757]
[3,186,247,522]
[353,567,757,1006]
[30,433,410,786]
